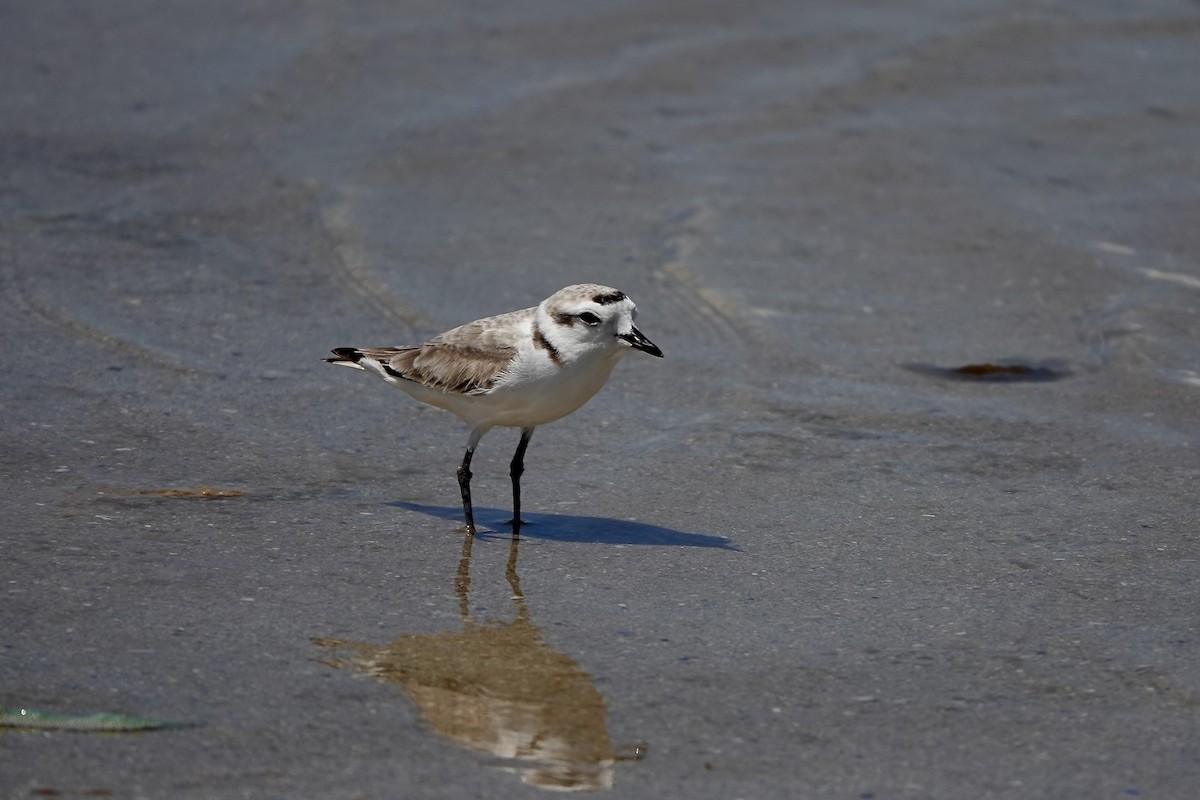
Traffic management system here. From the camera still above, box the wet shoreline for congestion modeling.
[3,1,1199,797]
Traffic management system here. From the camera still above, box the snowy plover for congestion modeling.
[326,284,662,534]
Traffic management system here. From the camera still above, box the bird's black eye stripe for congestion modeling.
[578,311,601,325]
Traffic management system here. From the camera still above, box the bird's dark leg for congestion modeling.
[458,427,486,535]
[457,447,476,535]
[508,427,535,534]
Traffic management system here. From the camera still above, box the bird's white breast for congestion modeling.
[482,345,624,428]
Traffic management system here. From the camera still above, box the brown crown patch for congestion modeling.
[592,290,627,305]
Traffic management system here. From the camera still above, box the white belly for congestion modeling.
[395,350,624,431]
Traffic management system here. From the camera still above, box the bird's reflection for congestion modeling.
[313,534,641,792]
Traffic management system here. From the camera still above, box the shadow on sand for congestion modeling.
[389,501,737,550]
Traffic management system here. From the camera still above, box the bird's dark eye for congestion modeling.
[578,311,601,326]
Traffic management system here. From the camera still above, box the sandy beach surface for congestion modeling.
[3,1,1199,797]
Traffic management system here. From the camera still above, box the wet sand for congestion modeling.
[3,1,1199,797]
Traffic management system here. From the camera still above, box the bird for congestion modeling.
[325,284,662,535]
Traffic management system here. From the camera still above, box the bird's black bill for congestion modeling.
[619,327,663,357]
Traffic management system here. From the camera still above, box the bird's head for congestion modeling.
[538,284,663,361]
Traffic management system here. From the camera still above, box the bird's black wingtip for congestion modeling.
[325,347,363,363]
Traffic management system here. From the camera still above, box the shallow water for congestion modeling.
[3,1,1199,797]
